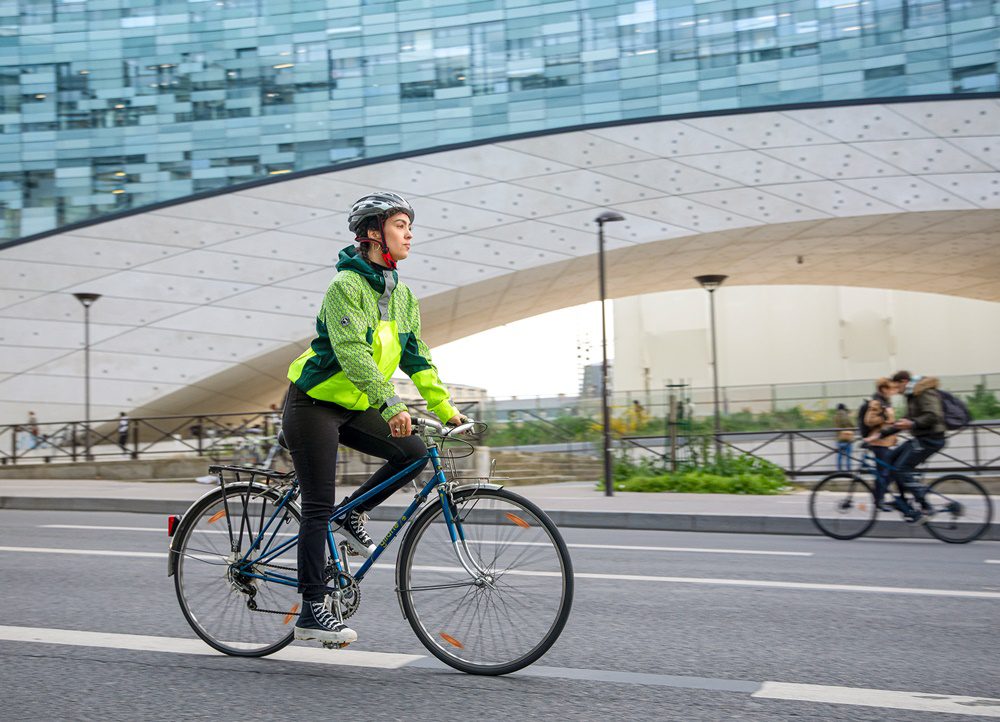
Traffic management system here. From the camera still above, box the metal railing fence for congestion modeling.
[618,422,1000,477]
[0,400,482,468]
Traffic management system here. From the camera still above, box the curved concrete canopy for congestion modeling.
[1,97,999,422]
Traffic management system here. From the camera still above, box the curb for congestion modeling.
[3,495,995,540]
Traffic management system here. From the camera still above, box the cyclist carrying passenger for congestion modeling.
[281,192,465,645]
[864,370,946,522]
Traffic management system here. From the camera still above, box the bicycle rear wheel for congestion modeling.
[396,487,573,675]
[922,475,993,544]
[809,473,878,540]
[173,483,301,656]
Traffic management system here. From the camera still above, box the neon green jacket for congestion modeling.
[287,246,459,424]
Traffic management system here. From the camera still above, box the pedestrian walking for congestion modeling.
[833,403,854,471]
[26,410,40,450]
[117,412,130,453]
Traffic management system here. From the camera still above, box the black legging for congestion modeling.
[281,383,428,602]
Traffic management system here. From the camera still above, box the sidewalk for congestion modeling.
[3,477,993,539]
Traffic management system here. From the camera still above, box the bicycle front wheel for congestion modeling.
[922,475,993,544]
[809,473,878,540]
[396,487,573,675]
[173,483,302,657]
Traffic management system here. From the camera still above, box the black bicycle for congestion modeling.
[809,444,993,543]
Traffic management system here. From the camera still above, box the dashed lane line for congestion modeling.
[753,681,1000,718]
[1,545,997,599]
[1,625,998,718]
[38,525,813,557]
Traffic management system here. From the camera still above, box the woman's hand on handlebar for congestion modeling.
[447,414,468,427]
[388,411,412,438]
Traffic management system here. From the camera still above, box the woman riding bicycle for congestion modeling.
[282,191,464,646]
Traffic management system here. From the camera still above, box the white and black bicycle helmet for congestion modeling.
[347,191,414,236]
[348,191,414,270]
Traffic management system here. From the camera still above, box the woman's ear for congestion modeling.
[367,228,381,241]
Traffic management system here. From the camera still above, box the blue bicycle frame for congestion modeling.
[231,445,456,589]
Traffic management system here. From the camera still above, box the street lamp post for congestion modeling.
[73,292,101,461]
[694,275,727,460]
[595,211,625,497]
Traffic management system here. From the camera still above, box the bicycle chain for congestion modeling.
[234,561,360,619]
[235,560,299,616]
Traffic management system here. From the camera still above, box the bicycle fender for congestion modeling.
[451,481,504,494]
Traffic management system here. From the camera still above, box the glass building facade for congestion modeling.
[1,0,997,241]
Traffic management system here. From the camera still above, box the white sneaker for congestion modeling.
[293,601,358,644]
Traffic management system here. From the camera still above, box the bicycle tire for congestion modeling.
[173,482,301,657]
[396,487,573,675]
[809,473,878,540]
[922,474,993,544]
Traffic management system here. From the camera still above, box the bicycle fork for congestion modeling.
[439,486,496,589]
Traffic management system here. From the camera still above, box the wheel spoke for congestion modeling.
[400,488,572,674]
[175,487,301,656]
[923,475,993,544]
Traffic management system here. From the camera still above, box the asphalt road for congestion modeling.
[1,509,998,721]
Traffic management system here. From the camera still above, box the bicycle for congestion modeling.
[167,417,574,675]
[229,426,293,473]
[808,442,993,543]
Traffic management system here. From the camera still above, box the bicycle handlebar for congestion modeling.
[413,417,482,438]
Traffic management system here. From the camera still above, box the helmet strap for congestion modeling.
[377,217,397,270]
[356,217,396,270]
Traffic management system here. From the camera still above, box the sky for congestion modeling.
[424,301,614,399]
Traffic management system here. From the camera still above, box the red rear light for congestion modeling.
[167,515,180,537]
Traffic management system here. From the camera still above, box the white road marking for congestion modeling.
[0,625,421,669]
[368,562,1000,599]
[754,681,1000,718]
[3,546,996,599]
[39,525,811,556]
[2,625,998,717]
[986,560,999,564]
[487,540,813,557]
[0,545,166,559]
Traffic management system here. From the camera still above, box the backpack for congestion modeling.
[856,399,871,437]
[938,389,971,430]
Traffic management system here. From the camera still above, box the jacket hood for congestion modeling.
[911,376,939,396]
[336,245,397,292]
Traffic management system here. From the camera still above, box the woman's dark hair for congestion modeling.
[891,370,912,383]
[356,215,382,239]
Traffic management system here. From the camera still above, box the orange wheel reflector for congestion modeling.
[505,512,530,528]
[283,603,300,625]
[208,510,226,524]
[859,504,867,512]
[440,633,464,649]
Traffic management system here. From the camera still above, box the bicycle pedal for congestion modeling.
[321,641,351,650]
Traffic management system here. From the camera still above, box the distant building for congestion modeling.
[392,377,488,414]
[579,363,611,398]
[613,286,1000,408]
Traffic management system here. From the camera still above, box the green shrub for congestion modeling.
[966,384,1000,420]
[608,437,787,494]
[614,470,786,495]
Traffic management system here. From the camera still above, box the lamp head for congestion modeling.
[73,292,102,307]
[594,211,625,224]
[694,274,728,292]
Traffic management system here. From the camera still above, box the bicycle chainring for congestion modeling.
[324,567,361,620]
